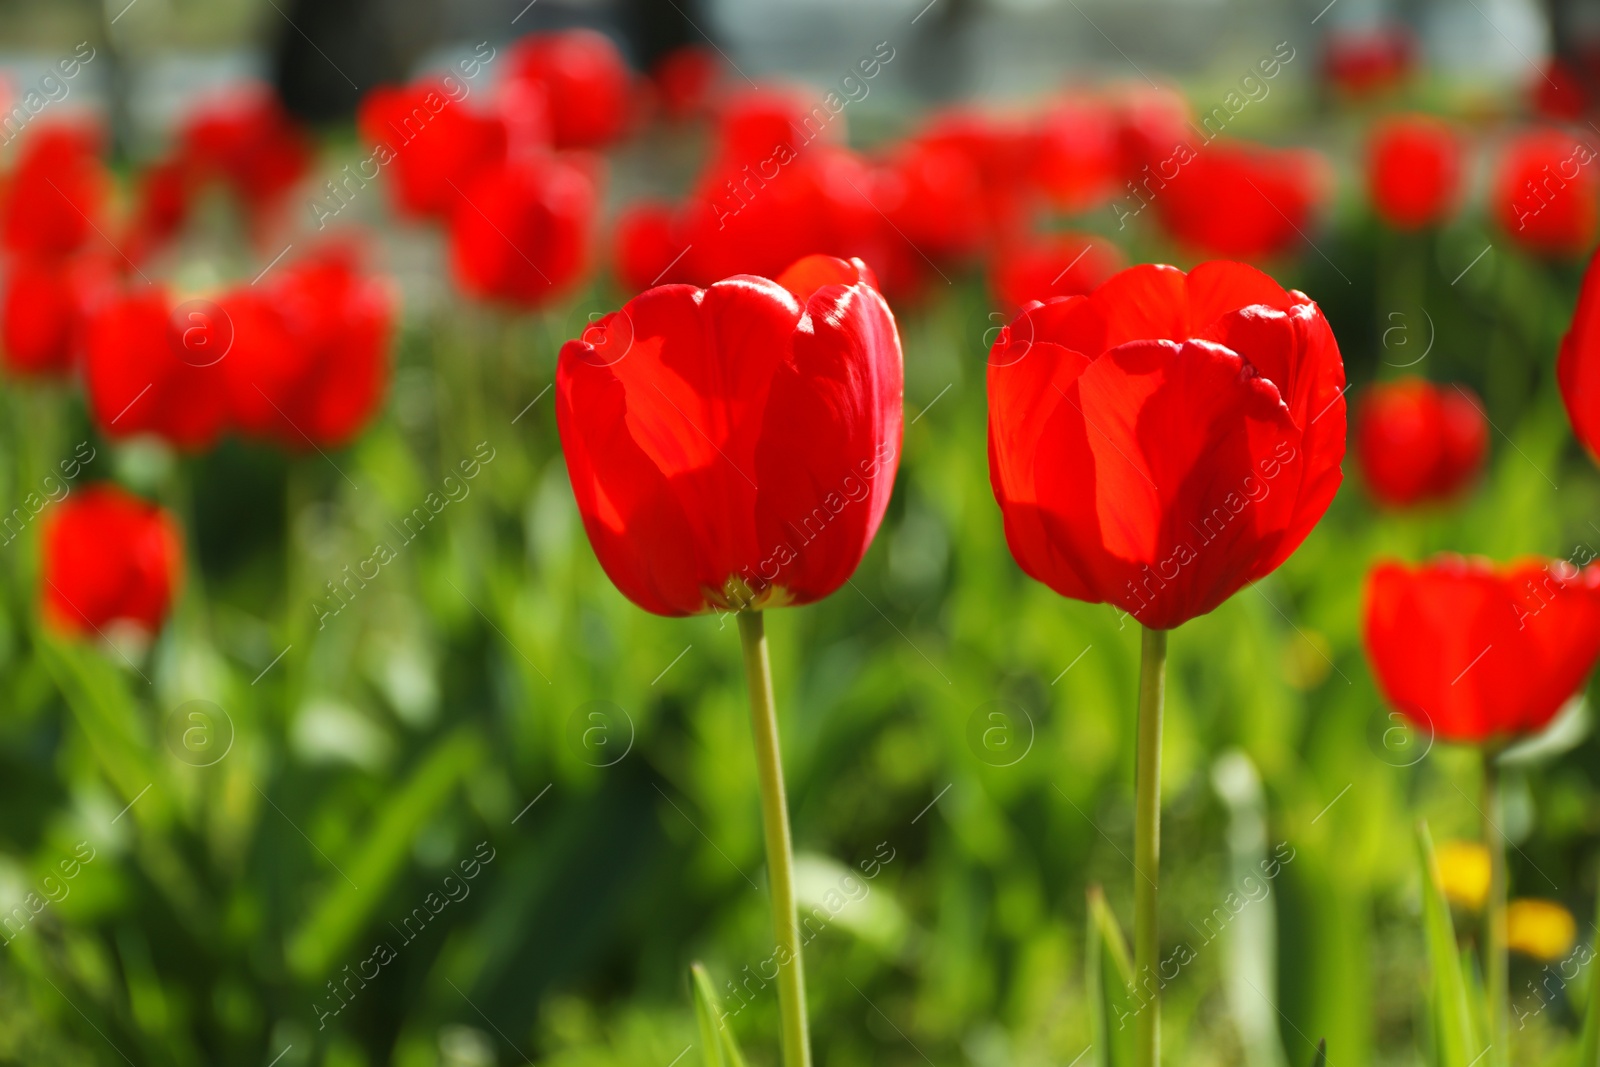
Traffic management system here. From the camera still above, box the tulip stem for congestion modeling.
[1483,749,1508,1065]
[737,610,811,1067]
[1134,625,1167,1067]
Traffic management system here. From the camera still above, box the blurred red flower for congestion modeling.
[910,109,1039,251]
[357,80,510,220]
[1322,26,1415,96]
[1,254,113,377]
[41,485,183,636]
[1356,379,1487,507]
[988,233,1123,315]
[2,124,108,259]
[651,46,718,122]
[1557,245,1600,460]
[124,158,196,263]
[240,252,396,447]
[1532,59,1590,121]
[987,261,1346,629]
[613,199,683,293]
[85,252,392,449]
[1493,129,1599,258]
[448,153,600,306]
[1364,555,1600,742]
[713,86,837,162]
[1367,114,1462,230]
[505,30,633,149]
[1032,95,1121,214]
[556,255,903,616]
[84,288,232,449]
[1153,142,1323,259]
[180,87,311,212]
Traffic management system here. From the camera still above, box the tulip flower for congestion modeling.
[988,260,1346,1066]
[1557,244,1600,460]
[260,254,394,448]
[1532,59,1589,122]
[650,46,718,122]
[41,485,183,637]
[988,233,1122,315]
[1321,25,1415,96]
[84,288,233,450]
[1,254,113,377]
[1367,114,1462,231]
[1355,379,1487,507]
[504,29,633,149]
[1,124,108,259]
[1492,130,1598,258]
[1364,553,1600,1056]
[179,87,311,215]
[557,255,903,1067]
[448,153,599,307]
[1150,142,1324,259]
[1031,95,1120,214]
[356,80,510,221]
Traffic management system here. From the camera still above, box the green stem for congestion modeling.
[737,610,811,1067]
[1483,749,1508,1065]
[1135,625,1167,1067]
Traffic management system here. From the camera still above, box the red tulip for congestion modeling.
[1322,25,1415,96]
[1367,114,1462,230]
[1152,142,1323,259]
[874,139,989,266]
[987,261,1346,630]
[180,87,310,211]
[651,46,718,122]
[356,81,510,220]
[2,124,108,259]
[613,199,683,293]
[1032,95,1120,214]
[989,234,1123,314]
[1532,59,1589,122]
[910,110,1039,251]
[124,157,196,263]
[713,86,839,163]
[448,153,599,306]
[556,254,903,617]
[505,30,632,149]
[1557,245,1600,460]
[1493,129,1599,258]
[238,253,393,448]
[41,485,183,636]
[1356,379,1488,507]
[1364,555,1600,742]
[84,288,232,449]
[0,253,113,378]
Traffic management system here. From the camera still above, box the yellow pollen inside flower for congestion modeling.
[1434,840,1490,911]
[1506,899,1578,963]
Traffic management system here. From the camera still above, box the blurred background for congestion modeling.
[1,0,1600,1065]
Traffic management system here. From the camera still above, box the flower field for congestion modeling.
[2,7,1600,1067]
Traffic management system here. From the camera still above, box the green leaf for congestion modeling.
[287,729,483,978]
[1309,1039,1327,1067]
[1578,878,1600,1067]
[1087,885,1139,1067]
[691,963,748,1067]
[1417,821,1480,1067]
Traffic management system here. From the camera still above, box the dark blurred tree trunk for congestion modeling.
[272,0,439,124]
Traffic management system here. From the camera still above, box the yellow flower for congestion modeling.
[1434,840,1490,911]
[1507,899,1578,963]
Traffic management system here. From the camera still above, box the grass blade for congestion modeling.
[691,963,748,1067]
[1088,885,1139,1067]
[1417,821,1480,1067]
